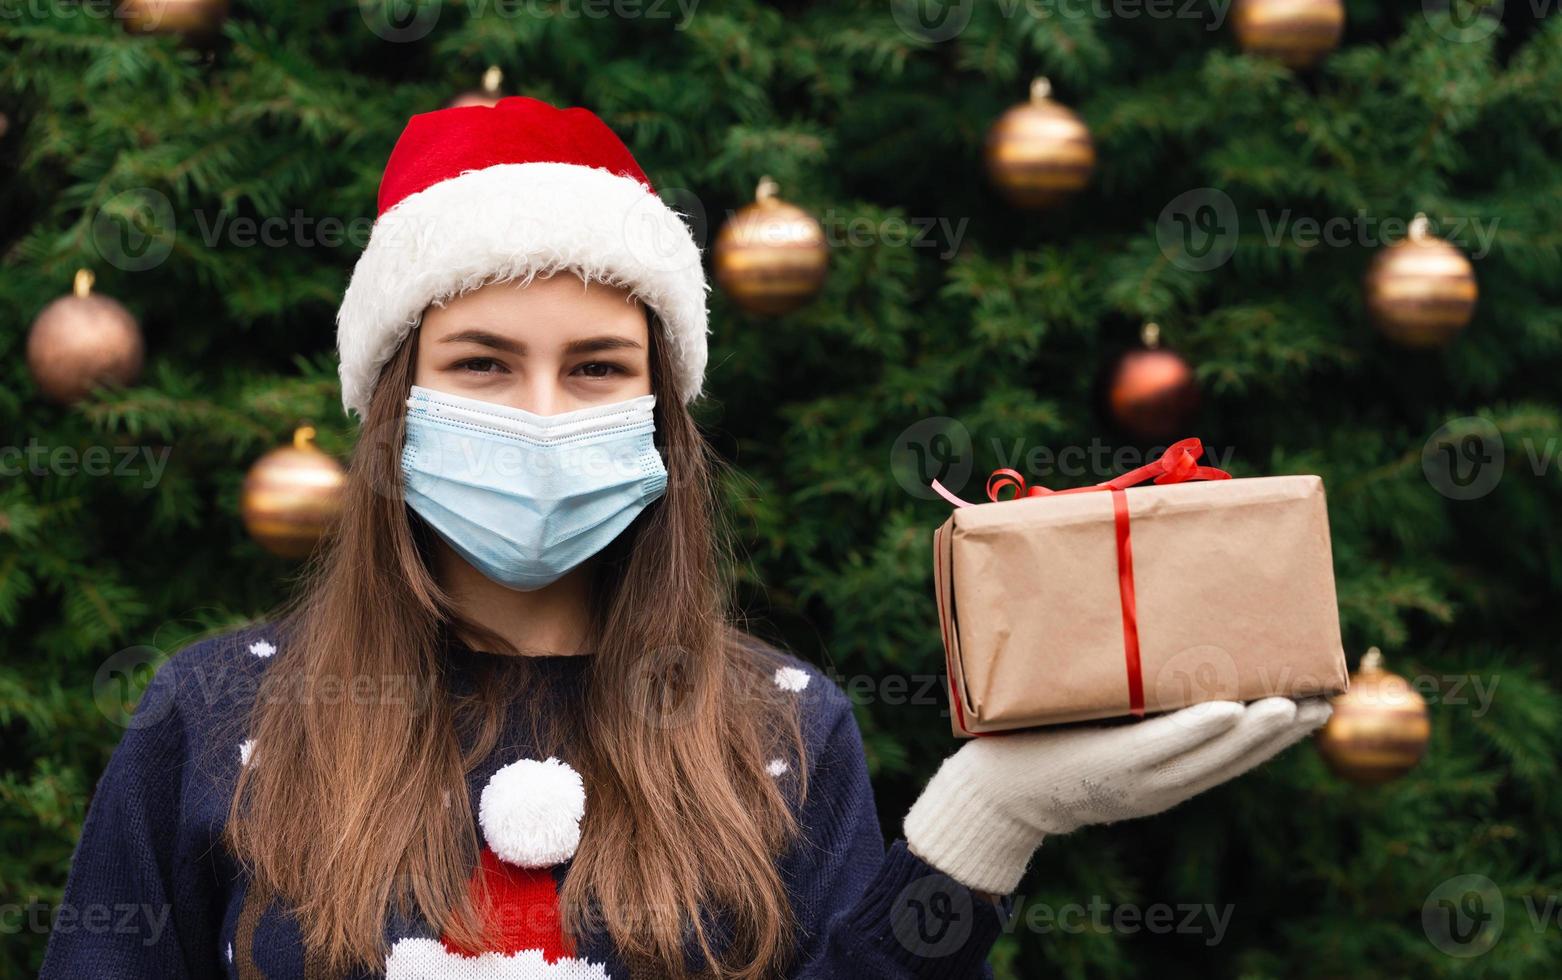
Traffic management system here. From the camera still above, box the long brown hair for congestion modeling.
[224,307,804,977]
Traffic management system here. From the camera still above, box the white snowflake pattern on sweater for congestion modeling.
[773,666,811,692]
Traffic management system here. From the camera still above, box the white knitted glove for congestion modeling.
[903,697,1332,895]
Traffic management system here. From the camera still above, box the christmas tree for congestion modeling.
[4,1,1560,976]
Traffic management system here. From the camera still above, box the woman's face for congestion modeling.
[414,273,652,414]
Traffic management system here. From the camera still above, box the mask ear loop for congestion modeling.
[399,318,423,413]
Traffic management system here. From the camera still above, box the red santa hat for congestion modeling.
[335,97,709,420]
[384,757,610,978]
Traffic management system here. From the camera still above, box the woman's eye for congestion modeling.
[575,361,624,379]
[455,357,506,375]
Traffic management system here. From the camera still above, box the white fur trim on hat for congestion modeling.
[336,162,709,419]
[479,757,586,868]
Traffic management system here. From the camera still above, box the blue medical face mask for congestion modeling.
[401,385,668,591]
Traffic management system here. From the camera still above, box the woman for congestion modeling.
[42,97,1330,979]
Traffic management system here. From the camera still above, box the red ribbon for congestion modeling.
[933,438,1231,726]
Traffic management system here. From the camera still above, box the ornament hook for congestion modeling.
[1030,77,1052,103]
[73,268,95,298]
[756,175,779,203]
[293,426,318,452]
[1408,213,1430,242]
[1141,321,1162,348]
[1360,646,1384,671]
[481,65,503,95]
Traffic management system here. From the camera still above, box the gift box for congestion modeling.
[931,440,1349,736]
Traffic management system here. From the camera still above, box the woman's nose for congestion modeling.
[506,375,566,417]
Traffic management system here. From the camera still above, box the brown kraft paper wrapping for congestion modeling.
[933,475,1349,736]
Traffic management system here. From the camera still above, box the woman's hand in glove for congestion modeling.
[903,697,1333,896]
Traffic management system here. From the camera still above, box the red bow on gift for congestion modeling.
[929,438,1231,724]
[931,437,1231,509]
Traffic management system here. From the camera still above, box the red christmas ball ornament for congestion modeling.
[1107,323,1201,441]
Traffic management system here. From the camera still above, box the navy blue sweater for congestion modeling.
[40,625,1004,978]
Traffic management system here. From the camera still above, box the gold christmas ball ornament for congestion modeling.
[1316,648,1431,786]
[1364,213,1478,348]
[241,427,348,559]
[447,66,506,109]
[1107,323,1201,442]
[1231,0,1344,69]
[983,78,1095,210]
[117,0,230,39]
[713,176,829,316]
[27,269,145,405]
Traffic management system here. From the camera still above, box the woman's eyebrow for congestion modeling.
[438,331,642,356]
[563,336,643,355]
[439,329,523,353]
